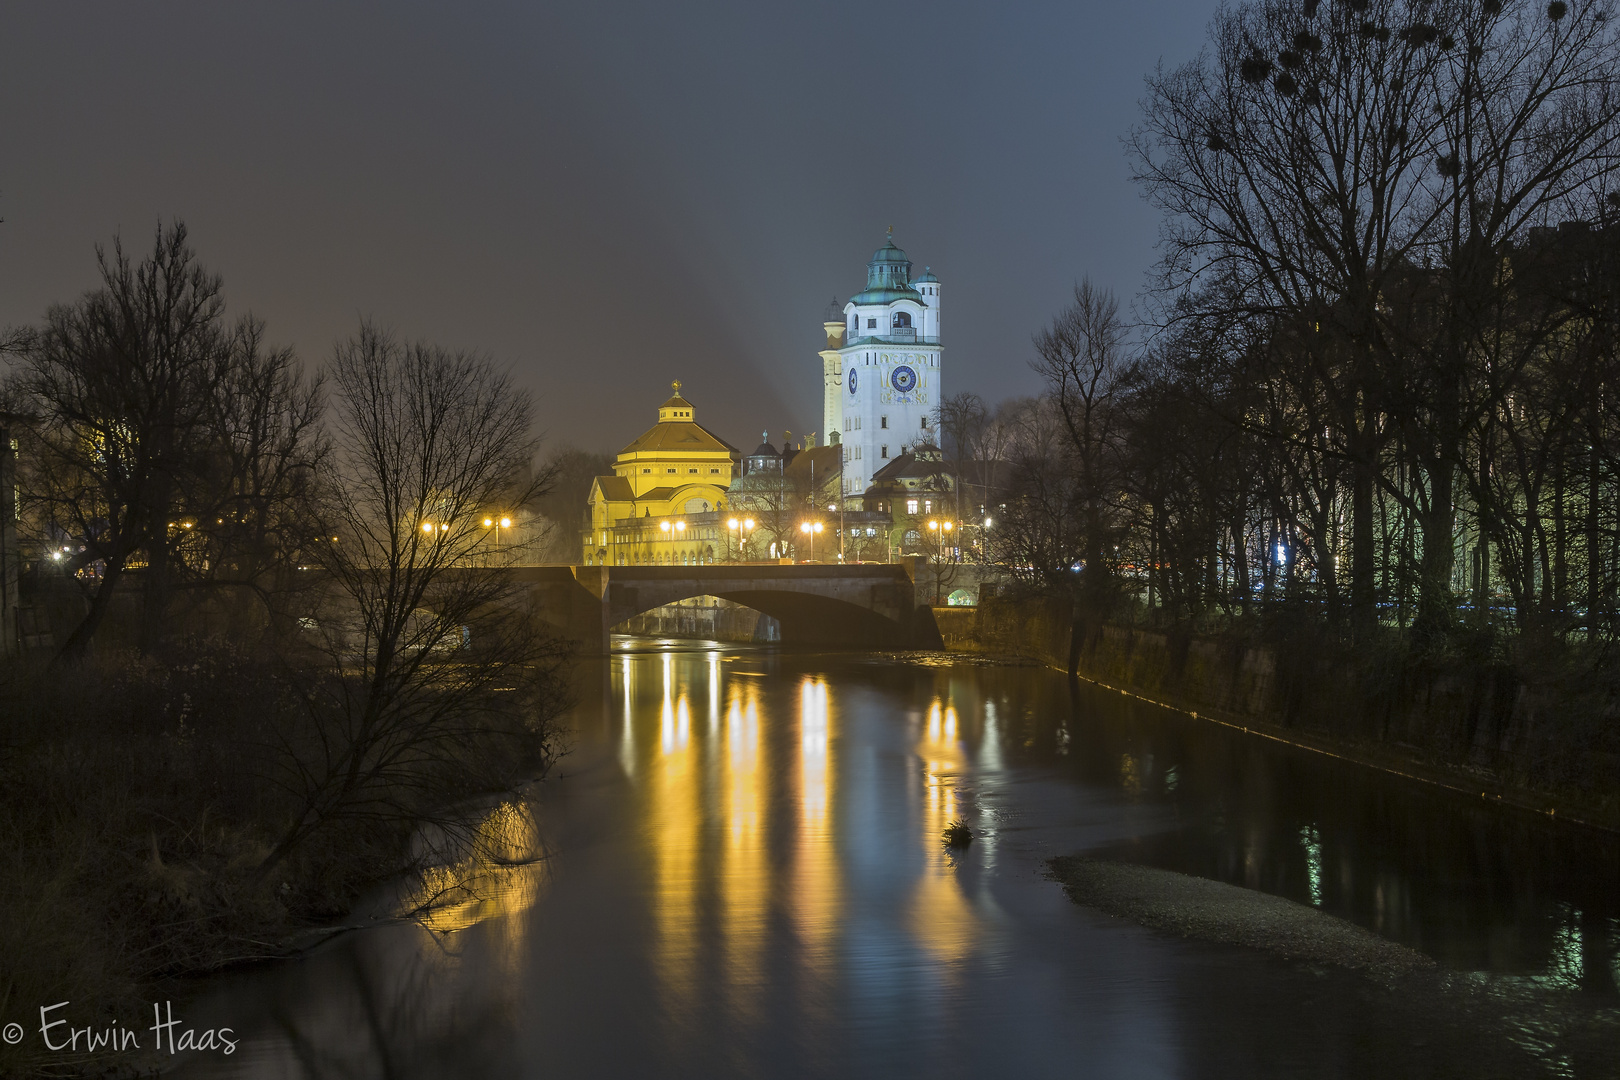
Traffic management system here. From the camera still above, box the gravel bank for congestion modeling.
[1048,856,1436,982]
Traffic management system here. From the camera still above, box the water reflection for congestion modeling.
[175,645,1620,1079]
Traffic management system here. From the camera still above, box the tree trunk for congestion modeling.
[55,557,127,665]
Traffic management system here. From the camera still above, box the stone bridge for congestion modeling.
[506,564,943,655]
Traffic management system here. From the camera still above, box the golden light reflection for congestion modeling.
[401,801,547,974]
[910,693,978,966]
[722,684,766,1018]
[648,658,702,1034]
[793,677,840,964]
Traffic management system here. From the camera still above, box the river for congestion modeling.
[177,640,1620,1078]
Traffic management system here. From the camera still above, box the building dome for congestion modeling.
[914,265,939,284]
[822,296,843,322]
[865,230,913,290]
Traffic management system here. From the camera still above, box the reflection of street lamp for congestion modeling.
[799,519,824,562]
[726,517,755,561]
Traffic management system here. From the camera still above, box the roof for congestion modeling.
[782,444,843,487]
[869,236,910,265]
[749,441,780,458]
[914,266,939,284]
[591,475,635,501]
[619,421,738,456]
[660,392,693,410]
[848,285,926,306]
[869,444,952,486]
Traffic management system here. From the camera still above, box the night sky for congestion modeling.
[0,1,1216,454]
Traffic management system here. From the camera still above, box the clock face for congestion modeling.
[891,365,918,394]
[849,370,858,394]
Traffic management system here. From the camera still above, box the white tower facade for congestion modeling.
[824,232,942,494]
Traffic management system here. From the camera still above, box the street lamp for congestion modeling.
[727,517,755,562]
[799,519,824,562]
[482,514,514,563]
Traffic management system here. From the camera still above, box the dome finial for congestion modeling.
[672,379,682,394]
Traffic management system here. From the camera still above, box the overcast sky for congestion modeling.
[0,1,1218,455]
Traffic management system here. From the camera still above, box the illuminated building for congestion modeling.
[583,383,740,565]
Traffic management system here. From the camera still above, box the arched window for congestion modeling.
[893,311,912,328]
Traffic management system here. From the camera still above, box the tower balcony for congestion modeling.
[844,331,940,348]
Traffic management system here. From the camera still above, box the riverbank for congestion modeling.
[1048,856,1433,981]
[0,647,562,1079]
[935,598,1620,833]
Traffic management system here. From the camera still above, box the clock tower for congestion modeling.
[824,231,942,496]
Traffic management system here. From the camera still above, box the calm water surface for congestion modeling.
[178,642,1620,1079]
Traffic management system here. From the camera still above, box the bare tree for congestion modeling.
[258,324,564,877]
[1132,0,1620,631]
[1032,280,1130,613]
[11,222,231,660]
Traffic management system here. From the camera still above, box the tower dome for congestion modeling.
[866,229,913,289]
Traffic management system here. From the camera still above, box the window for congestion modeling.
[893,311,912,328]
[667,467,677,474]
[854,447,862,460]
[920,416,929,429]
[688,468,698,474]
[867,318,877,329]
[880,416,888,429]
[924,500,933,513]
[642,468,652,474]
[710,468,720,474]
[881,445,889,458]
[906,499,919,514]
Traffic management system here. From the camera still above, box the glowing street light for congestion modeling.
[799,519,824,561]
[726,517,756,562]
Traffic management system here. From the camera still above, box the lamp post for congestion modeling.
[799,519,824,562]
[660,518,688,565]
[726,517,755,562]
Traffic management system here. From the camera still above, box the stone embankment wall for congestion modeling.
[937,596,1620,830]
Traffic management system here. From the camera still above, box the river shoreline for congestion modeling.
[932,601,1620,835]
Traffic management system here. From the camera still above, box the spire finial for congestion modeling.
[672,379,682,394]
[887,225,893,239]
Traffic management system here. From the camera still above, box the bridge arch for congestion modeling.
[503,564,940,655]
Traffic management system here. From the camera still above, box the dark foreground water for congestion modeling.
[176,642,1620,1079]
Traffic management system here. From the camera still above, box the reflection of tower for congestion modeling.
[829,231,943,494]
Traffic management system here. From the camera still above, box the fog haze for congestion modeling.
[0,0,1217,453]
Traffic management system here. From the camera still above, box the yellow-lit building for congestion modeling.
[583,383,740,565]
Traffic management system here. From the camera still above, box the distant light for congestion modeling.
[676,521,686,531]
[51,551,62,561]
[661,521,671,532]
[744,518,755,529]
[813,522,823,533]
[727,518,739,529]
[422,522,434,533]
[499,517,511,528]
[483,518,493,527]
[439,523,449,531]
[801,522,811,533]
[984,517,993,527]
